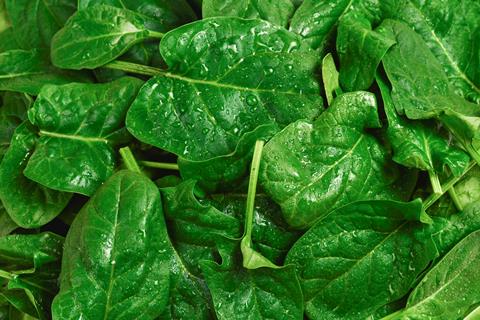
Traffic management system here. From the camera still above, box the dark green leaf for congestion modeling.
[391,230,480,320]
[0,49,88,95]
[260,91,412,228]
[5,0,76,49]
[52,170,172,319]
[0,204,17,237]
[23,77,143,196]
[0,28,18,53]
[0,123,71,228]
[381,0,480,104]
[127,17,321,188]
[201,238,303,320]
[202,0,294,28]
[51,5,164,69]
[286,199,436,320]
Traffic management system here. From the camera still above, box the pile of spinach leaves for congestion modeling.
[0,0,479,319]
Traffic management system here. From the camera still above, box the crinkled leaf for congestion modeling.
[381,0,480,104]
[51,5,164,69]
[260,91,413,228]
[337,0,396,91]
[127,17,321,188]
[286,199,436,320]
[392,230,480,320]
[202,0,294,28]
[377,74,470,177]
[201,238,303,320]
[289,0,354,50]
[5,0,76,49]
[51,171,172,320]
[0,49,88,95]
[23,77,143,196]
[0,123,71,228]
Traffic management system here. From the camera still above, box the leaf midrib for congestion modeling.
[39,130,108,143]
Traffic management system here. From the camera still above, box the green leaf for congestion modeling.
[126,17,321,188]
[201,238,303,320]
[0,49,88,95]
[337,0,396,91]
[289,0,354,50]
[0,123,71,228]
[0,0,9,33]
[78,0,196,27]
[51,171,173,319]
[5,0,76,49]
[0,91,30,161]
[202,0,294,28]
[391,230,480,320]
[260,91,412,228]
[321,53,340,106]
[377,73,470,186]
[0,233,63,271]
[381,0,480,104]
[51,5,164,69]
[465,306,480,320]
[379,19,480,164]
[23,77,143,196]
[0,204,17,237]
[286,199,436,320]
[0,28,18,53]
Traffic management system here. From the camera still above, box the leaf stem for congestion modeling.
[448,187,463,211]
[465,143,480,166]
[428,170,442,194]
[0,270,13,280]
[243,140,264,243]
[104,60,164,76]
[119,147,142,174]
[148,31,164,39]
[139,161,179,171]
[423,161,476,210]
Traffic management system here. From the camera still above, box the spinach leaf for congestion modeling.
[336,0,396,91]
[0,28,18,53]
[379,19,480,164]
[126,17,321,189]
[286,199,435,320]
[321,53,340,106]
[0,0,9,32]
[201,238,303,320]
[51,5,165,69]
[0,204,17,236]
[289,0,354,50]
[0,91,30,161]
[202,0,294,28]
[386,230,480,320]
[51,170,173,319]
[23,77,143,196]
[5,0,76,49]
[260,91,413,228]
[377,73,470,193]
[0,49,88,95]
[0,123,72,228]
[381,0,480,104]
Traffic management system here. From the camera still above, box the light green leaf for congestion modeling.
[23,77,143,196]
[321,53,340,106]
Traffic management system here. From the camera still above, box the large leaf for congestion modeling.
[389,230,480,320]
[51,171,173,320]
[260,91,413,228]
[336,0,395,91]
[5,0,76,49]
[0,92,30,161]
[0,123,71,228]
[381,0,480,104]
[286,199,436,320]
[51,5,164,69]
[379,20,480,163]
[289,0,354,50]
[0,49,87,95]
[78,0,196,27]
[23,77,143,196]
[127,17,321,188]
[377,74,470,181]
[201,238,303,320]
[202,0,294,28]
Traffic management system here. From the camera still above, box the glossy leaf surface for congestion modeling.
[0,123,71,228]
[24,77,142,196]
[286,199,436,320]
[202,0,294,27]
[260,91,411,228]
[52,171,172,320]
